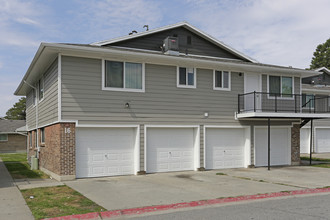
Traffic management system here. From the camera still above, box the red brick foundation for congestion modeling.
[38,123,76,180]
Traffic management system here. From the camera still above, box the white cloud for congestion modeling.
[0,0,43,47]
[185,0,330,68]
[71,0,163,42]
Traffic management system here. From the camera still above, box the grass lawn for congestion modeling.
[0,153,48,179]
[300,156,330,162]
[313,164,330,168]
[21,185,105,220]
[0,153,27,162]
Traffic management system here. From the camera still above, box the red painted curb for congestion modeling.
[44,187,330,220]
[42,212,100,220]
[100,188,330,219]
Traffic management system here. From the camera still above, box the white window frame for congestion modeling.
[213,70,231,91]
[38,77,44,102]
[267,75,294,100]
[177,67,196,88]
[102,59,145,93]
[40,128,45,144]
[0,134,8,142]
[302,93,315,109]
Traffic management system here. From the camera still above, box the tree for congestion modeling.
[5,97,26,120]
[310,38,330,69]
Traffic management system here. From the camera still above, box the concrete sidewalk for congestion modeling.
[0,159,34,220]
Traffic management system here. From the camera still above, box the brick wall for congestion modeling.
[0,134,27,153]
[38,122,75,176]
[291,124,300,165]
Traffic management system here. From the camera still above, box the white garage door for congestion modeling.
[205,128,246,169]
[255,127,291,167]
[315,128,330,153]
[300,128,310,154]
[147,128,195,173]
[76,127,136,178]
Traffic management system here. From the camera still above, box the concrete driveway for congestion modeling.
[65,166,330,211]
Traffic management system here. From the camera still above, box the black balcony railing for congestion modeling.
[238,92,330,114]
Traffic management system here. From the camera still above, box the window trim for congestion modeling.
[102,59,145,93]
[176,66,197,88]
[40,128,45,144]
[38,77,44,102]
[0,134,8,142]
[267,75,294,100]
[213,70,231,91]
[302,93,315,109]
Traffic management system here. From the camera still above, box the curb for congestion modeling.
[43,187,330,220]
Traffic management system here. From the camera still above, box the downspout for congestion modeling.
[23,80,39,159]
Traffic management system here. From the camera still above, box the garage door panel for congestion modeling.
[205,128,246,170]
[76,128,136,178]
[255,127,290,167]
[315,128,330,153]
[147,128,195,173]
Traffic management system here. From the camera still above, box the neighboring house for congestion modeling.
[14,22,330,181]
[0,120,27,153]
[301,67,330,153]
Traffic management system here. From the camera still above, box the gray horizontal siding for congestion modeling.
[38,59,58,127]
[26,90,36,129]
[61,56,244,124]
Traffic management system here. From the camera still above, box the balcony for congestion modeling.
[237,92,330,119]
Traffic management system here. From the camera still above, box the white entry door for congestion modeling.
[315,128,330,153]
[76,127,136,178]
[244,73,261,112]
[255,127,291,166]
[146,128,195,173]
[205,128,247,169]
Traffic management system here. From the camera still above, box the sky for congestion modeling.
[0,0,329,117]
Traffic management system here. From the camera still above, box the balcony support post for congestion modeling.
[238,94,240,113]
[254,91,256,112]
[268,118,271,171]
[310,119,313,165]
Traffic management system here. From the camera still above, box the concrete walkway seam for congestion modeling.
[43,187,330,220]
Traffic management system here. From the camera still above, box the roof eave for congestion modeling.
[14,43,46,96]
[26,43,317,76]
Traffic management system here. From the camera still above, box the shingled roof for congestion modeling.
[0,120,26,133]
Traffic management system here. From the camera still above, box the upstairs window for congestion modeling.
[214,70,230,91]
[0,134,8,142]
[104,60,144,92]
[302,94,314,108]
[268,75,293,98]
[177,67,196,88]
[38,78,44,101]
